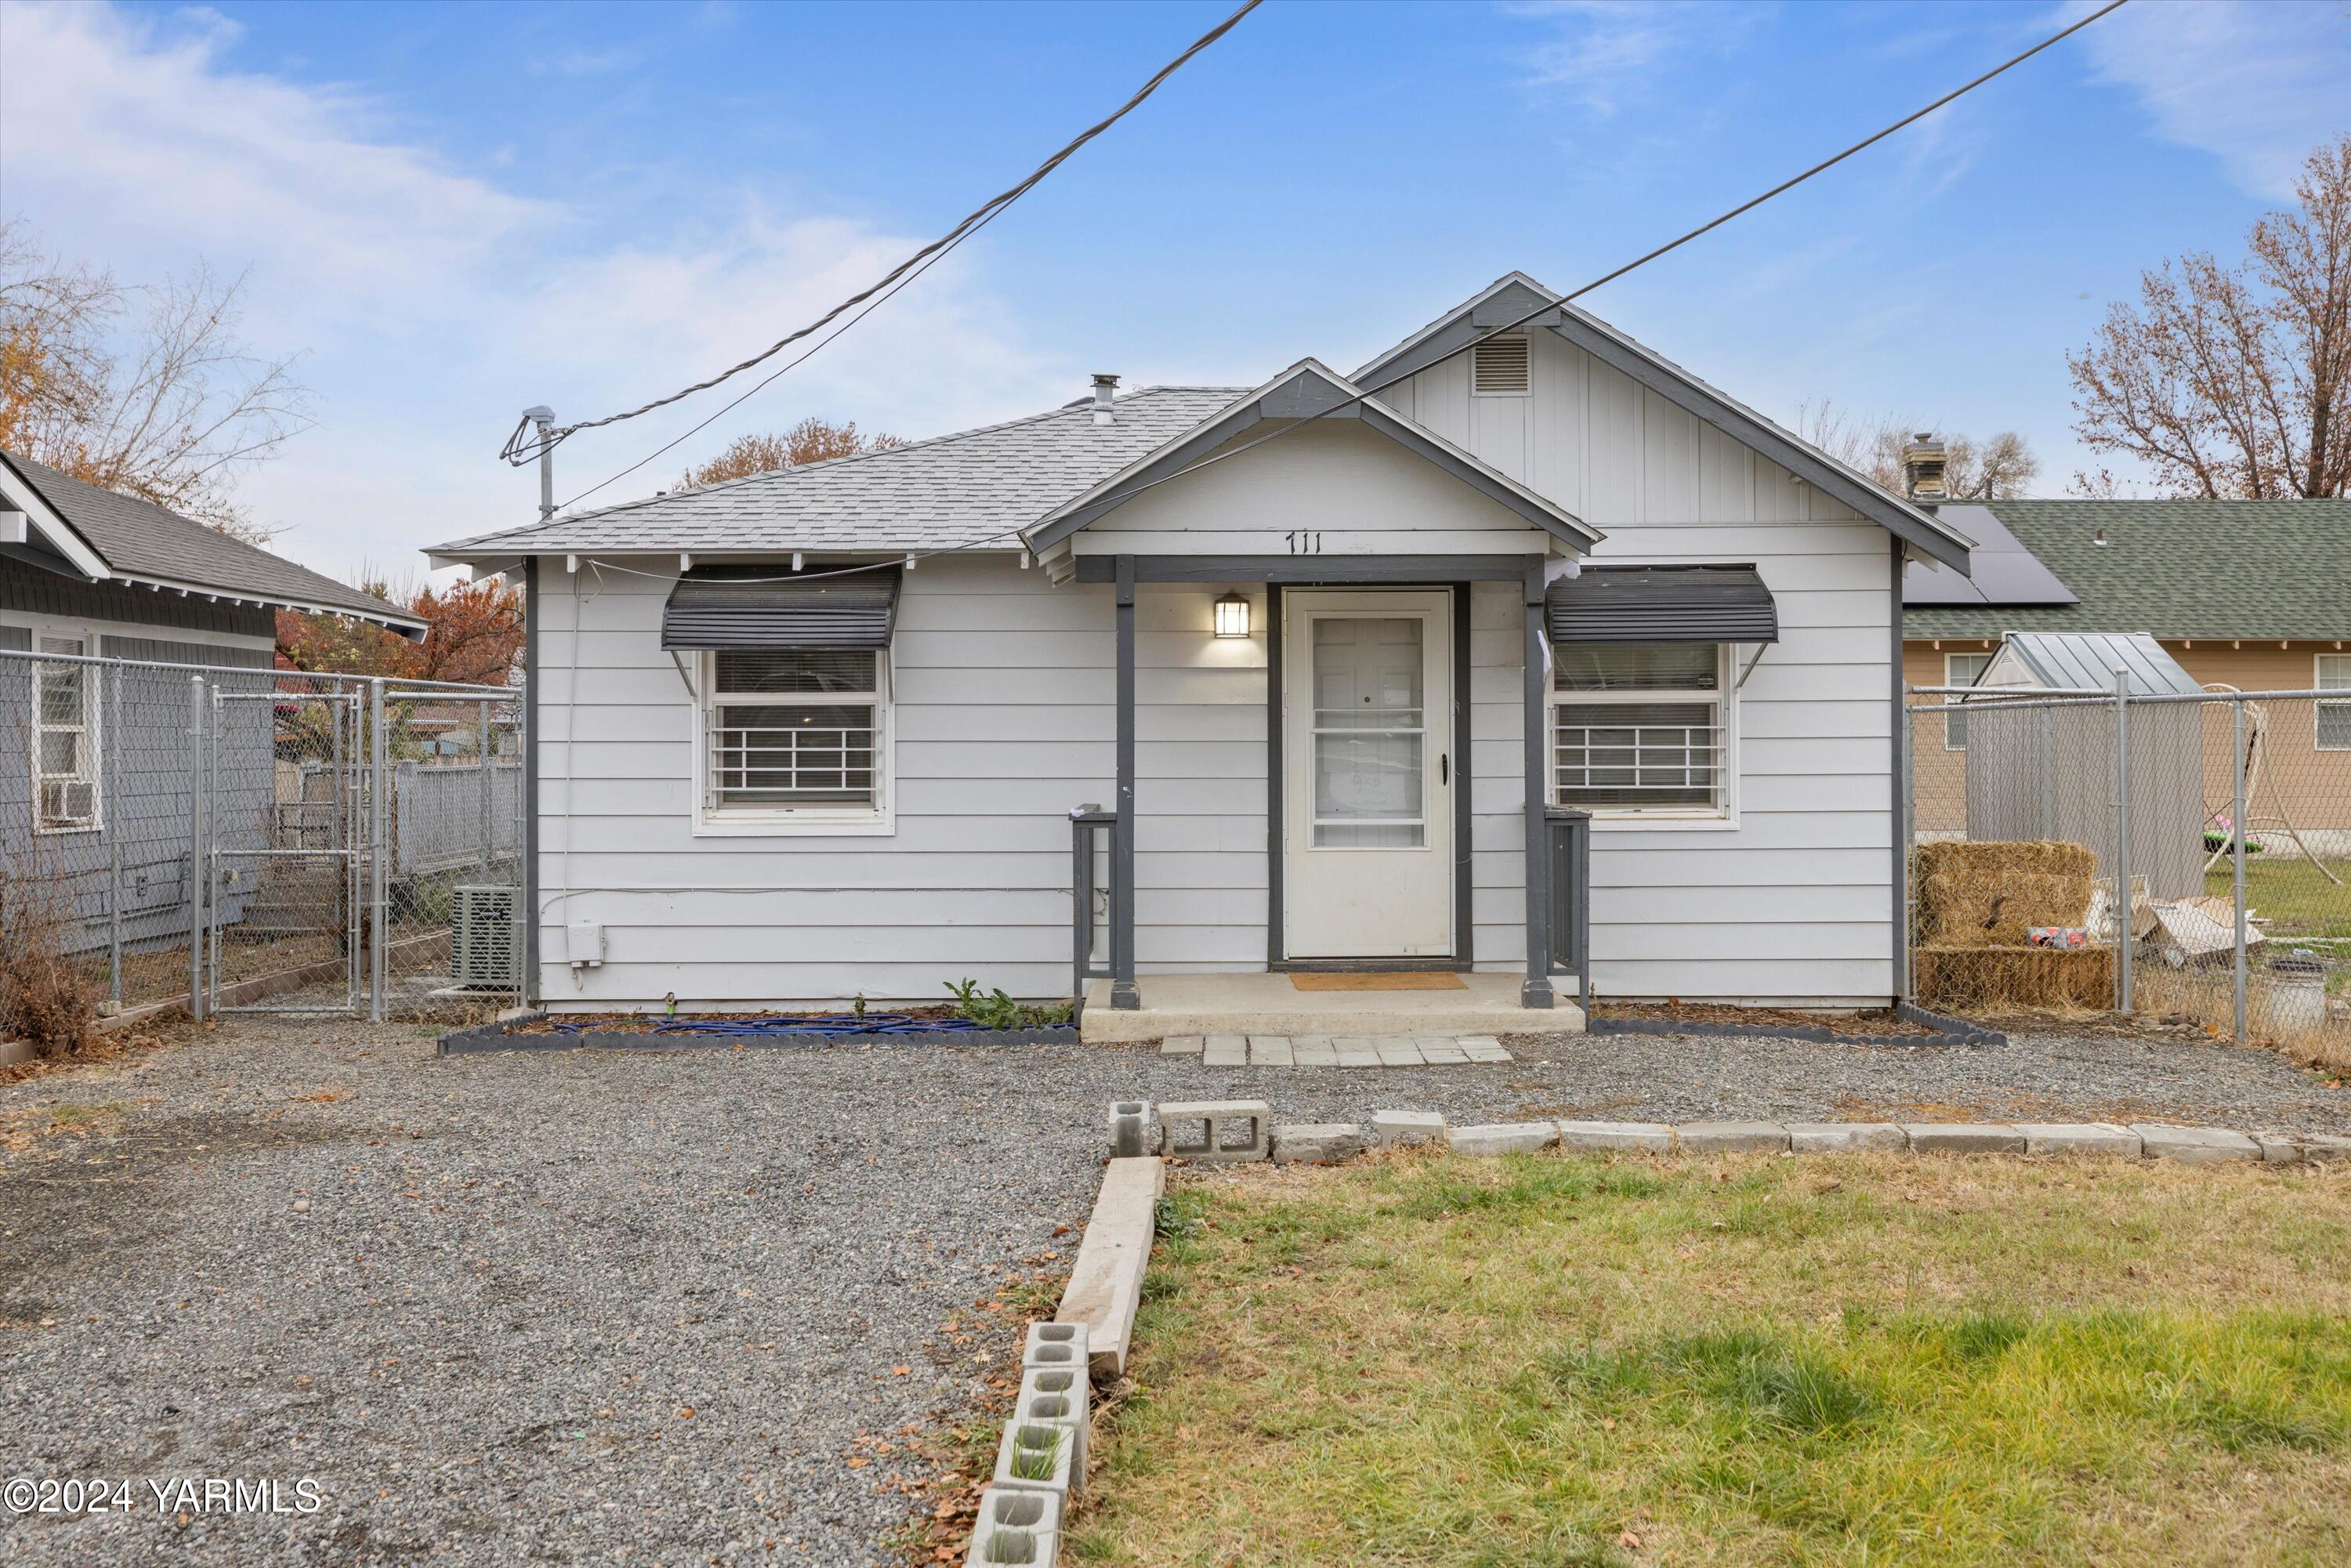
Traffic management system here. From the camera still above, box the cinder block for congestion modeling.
[1787,1122,1906,1153]
[2302,1134,2351,1164]
[2017,1123,2141,1158]
[1017,1364,1090,1473]
[1676,1120,1790,1153]
[1368,1109,1446,1148]
[965,1487,1063,1568]
[1272,1122,1365,1164]
[1904,1123,2026,1155]
[1556,1120,1673,1153]
[1160,1099,1271,1162]
[992,1418,1078,1501]
[2132,1124,2259,1164]
[1447,1121,1558,1157]
[1248,1035,1295,1067]
[1105,1099,1159,1159]
[1023,1321,1089,1373]
[1159,1035,1204,1056]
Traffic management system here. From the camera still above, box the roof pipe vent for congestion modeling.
[1899,432,1947,502]
[1092,373,1118,427]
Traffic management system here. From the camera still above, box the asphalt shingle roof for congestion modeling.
[3,449,426,628]
[1904,499,2351,641]
[431,386,1249,556]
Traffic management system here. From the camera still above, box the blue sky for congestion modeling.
[2,0,2345,582]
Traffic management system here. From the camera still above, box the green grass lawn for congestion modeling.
[1072,1151,2351,1567]
[2205,856,2351,942]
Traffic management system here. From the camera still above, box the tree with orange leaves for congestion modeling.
[277,575,523,686]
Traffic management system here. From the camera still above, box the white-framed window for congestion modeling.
[1944,651,1994,750]
[31,630,101,832]
[2319,653,2351,751]
[1551,642,1732,821]
[697,647,891,833]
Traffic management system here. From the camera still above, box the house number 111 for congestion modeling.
[1284,531,1324,553]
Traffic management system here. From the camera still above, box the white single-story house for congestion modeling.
[430,273,1974,1019]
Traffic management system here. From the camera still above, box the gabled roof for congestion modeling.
[1,449,426,634]
[1021,359,1601,556]
[429,386,1248,562]
[1985,631,2202,697]
[1353,272,1975,571]
[1904,500,2351,641]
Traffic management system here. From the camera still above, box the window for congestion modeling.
[2320,654,2351,751]
[1552,642,1728,817]
[32,632,100,831]
[1944,651,1993,750]
[700,648,889,827]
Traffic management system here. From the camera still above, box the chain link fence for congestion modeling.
[1907,683,2351,1069]
[2,647,523,1033]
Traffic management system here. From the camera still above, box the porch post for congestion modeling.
[1110,555,1140,1009]
[1521,558,1554,1008]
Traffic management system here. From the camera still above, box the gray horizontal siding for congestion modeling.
[1,557,274,639]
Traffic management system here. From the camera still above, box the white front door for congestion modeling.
[1282,589,1453,958]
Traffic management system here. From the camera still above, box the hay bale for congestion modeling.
[1911,841,2098,949]
[1911,945,2114,1013]
[1921,871,2096,947]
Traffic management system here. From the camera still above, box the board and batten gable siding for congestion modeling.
[1394,328,1896,1002]
[1067,418,1556,557]
[532,553,1266,1006]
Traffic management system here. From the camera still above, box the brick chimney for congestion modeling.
[1900,432,1947,501]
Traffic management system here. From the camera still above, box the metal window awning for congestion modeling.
[660,565,901,651]
[1546,564,1778,644]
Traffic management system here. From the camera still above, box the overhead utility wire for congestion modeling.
[552,0,2128,588]
[502,0,1263,476]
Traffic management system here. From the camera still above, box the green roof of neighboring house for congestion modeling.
[1904,499,2351,641]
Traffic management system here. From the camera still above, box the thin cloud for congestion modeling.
[1503,0,1760,118]
[2062,0,2351,198]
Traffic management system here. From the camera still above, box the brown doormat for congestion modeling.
[1291,972,1467,991]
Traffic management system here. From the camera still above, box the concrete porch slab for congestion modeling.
[1081,972,1585,1043]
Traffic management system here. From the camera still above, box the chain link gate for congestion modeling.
[3,647,524,1026]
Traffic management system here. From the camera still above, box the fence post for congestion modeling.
[2232,695,2248,1044]
[186,675,206,1022]
[208,686,223,1016]
[2112,666,2132,1016]
[478,699,494,877]
[107,661,123,1006]
[1895,697,1911,1002]
[369,678,387,1023]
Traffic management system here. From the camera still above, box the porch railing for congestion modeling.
[1069,805,1116,1017]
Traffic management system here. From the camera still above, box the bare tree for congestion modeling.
[678,416,905,490]
[1796,400,2041,499]
[2069,134,2350,499]
[0,219,311,539]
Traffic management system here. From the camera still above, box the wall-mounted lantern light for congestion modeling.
[1212,591,1251,639]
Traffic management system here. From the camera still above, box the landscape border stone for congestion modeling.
[1588,1001,2001,1049]
[437,1015,1078,1056]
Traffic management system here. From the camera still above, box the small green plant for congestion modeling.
[946,978,1074,1030]
[1006,1423,1064,1482]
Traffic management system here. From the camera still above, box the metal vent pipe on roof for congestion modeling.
[1092,373,1118,426]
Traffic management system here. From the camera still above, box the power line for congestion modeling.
[537,0,2127,586]
[502,0,1262,475]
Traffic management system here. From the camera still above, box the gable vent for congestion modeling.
[1472,335,1530,395]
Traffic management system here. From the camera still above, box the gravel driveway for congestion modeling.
[3,1016,2344,1566]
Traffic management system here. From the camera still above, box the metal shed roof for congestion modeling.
[1991,631,2203,696]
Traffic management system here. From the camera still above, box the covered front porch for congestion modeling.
[1063,552,1596,1036]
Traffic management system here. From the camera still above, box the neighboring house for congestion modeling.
[431,272,1974,1013]
[1902,497,2351,837]
[2,447,426,948]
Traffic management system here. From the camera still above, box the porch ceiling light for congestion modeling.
[1213,591,1250,639]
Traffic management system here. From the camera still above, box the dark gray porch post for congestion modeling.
[1521,558,1554,1008]
[1110,555,1140,1009]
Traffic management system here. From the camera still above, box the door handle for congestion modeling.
[1440,753,1449,785]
